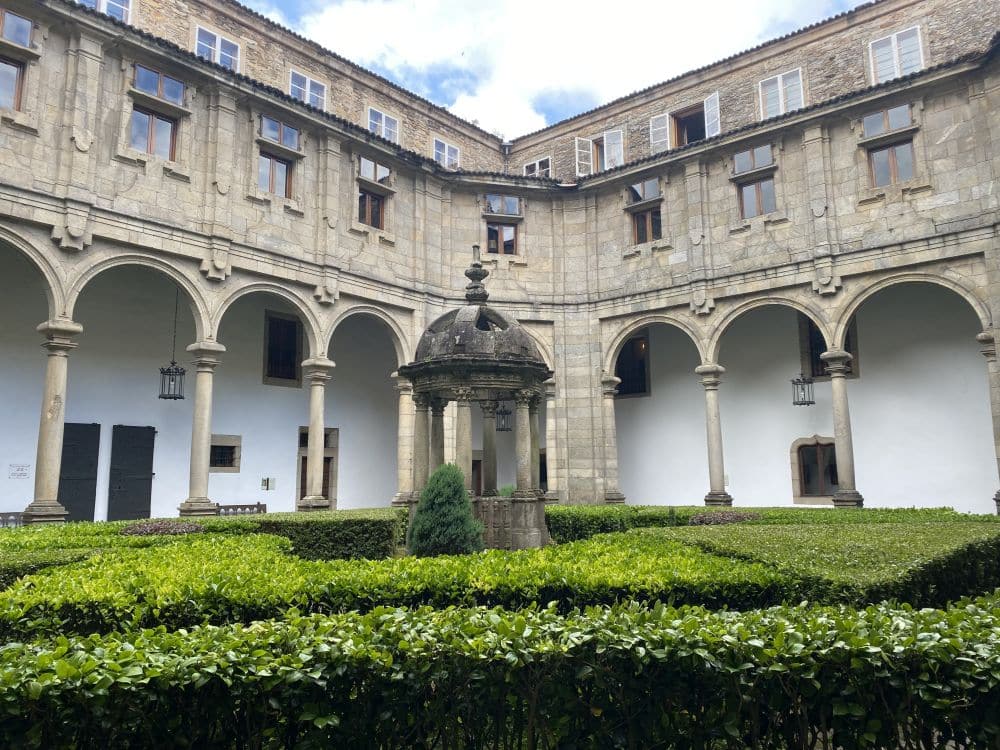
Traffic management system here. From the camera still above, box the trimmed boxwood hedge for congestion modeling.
[2,594,999,749]
[0,550,93,591]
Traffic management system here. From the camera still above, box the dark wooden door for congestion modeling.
[107,425,155,521]
[299,455,332,500]
[57,423,100,522]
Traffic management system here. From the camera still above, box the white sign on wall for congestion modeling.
[8,464,30,479]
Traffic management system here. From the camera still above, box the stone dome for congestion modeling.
[413,303,546,365]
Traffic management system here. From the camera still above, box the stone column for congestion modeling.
[529,395,541,494]
[543,378,559,502]
[513,390,533,496]
[179,341,226,517]
[454,388,474,493]
[22,319,83,524]
[695,364,734,506]
[299,358,335,511]
[412,394,431,495]
[821,349,864,508]
[977,332,1000,514]
[600,375,627,503]
[480,401,498,496]
[511,389,544,549]
[391,375,415,506]
[429,398,446,472]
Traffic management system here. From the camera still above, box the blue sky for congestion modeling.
[242,0,859,137]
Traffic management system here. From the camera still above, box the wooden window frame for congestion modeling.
[358,188,384,229]
[133,64,185,105]
[486,222,517,255]
[867,140,915,188]
[861,104,912,139]
[798,442,838,497]
[260,115,300,151]
[130,107,177,160]
[258,152,292,198]
[737,176,777,219]
[631,208,662,245]
[484,193,521,217]
[0,56,23,111]
[0,9,32,47]
[262,311,303,387]
[798,314,859,380]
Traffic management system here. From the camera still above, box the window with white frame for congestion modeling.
[870,27,923,84]
[649,114,669,154]
[575,129,623,176]
[433,137,459,169]
[76,0,131,23]
[290,71,325,110]
[195,27,239,72]
[369,107,399,143]
[669,92,721,149]
[759,69,803,119]
[523,157,551,178]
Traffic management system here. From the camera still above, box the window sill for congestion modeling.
[0,107,37,134]
[856,124,919,150]
[262,375,302,389]
[622,236,672,260]
[624,195,663,214]
[729,163,777,183]
[482,211,523,223]
[857,180,931,207]
[349,219,395,245]
[483,255,527,270]
[128,88,192,119]
[729,210,789,234]
[113,147,189,180]
[0,37,40,62]
[209,466,241,474]
[357,175,395,196]
[246,189,304,215]
[256,136,305,161]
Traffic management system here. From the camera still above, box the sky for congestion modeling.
[241,0,860,139]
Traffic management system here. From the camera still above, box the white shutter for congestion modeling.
[896,27,923,76]
[650,114,669,153]
[604,130,624,168]
[870,36,895,83]
[704,91,720,138]
[783,70,803,112]
[759,77,780,119]
[575,137,593,176]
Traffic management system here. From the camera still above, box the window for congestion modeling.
[359,156,391,185]
[799,313,858,378]
[76,0,130,23]
[0,58,22,111]
[671,92,720,148]
[486,223,516,255]
[356,157,392,232]
[368,107,399,143]
[258,153,291,197]
[433,138,459,169]
[0,9,31,46]
[759,69,803,119]
[484,194,520,215]
[358,190,384,229]
[870,27,922,84]
[260,115,300,150]
[523,157,551,178]
[289,71,325,110]
[733,144,773,174]
[134,65,184,105]
[575,129,624,176]
[264,312,302,385]
[862,104,912,138]
[632,209,662,244]
[798,442,839,497]
[650,114,669,154]
[615,334,649,397]
[627,178,659,204]
[732,145,776,219]
[209,435,241,473]
[195,27,239,72]
[862,104,915,188]
[129,108,176,160]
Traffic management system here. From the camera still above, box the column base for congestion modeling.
[21,500,68,524]
[604,490,626,504]
[543,490,561,505]
[704,491,734,506]
[391,492,415,507]
[509,494,546,550]
[832,489,864,508]
[297,496,332,512]
[992,490,999,516]
[178,499,220,517]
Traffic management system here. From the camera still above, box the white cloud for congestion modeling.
[294,0,853,138]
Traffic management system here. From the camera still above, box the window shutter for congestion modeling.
[575,137,593,176]
[704,92,720,138]
[783,70,803,112]
[605,129,624,168]
[897,28,922,76]
[650,114,669,153]
[759,77,780,119]
[871,37,895,83]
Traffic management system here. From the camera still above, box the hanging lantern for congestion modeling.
[158,289,186,400]
[495,402,513,431]
[791,374,814,406]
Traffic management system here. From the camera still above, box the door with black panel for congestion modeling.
[107,425,156,521]
[57,423,100,521]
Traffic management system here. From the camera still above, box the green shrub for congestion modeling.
[2,594,1000,749]
[498,484,515,497]
[407,464,483,556]
[0,550,93,591]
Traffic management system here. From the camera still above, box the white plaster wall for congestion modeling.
[470,399,538,491]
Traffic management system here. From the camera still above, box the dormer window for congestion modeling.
[134,65,184,105]
[77,0,130,24]
[196,27,239,72]
[290,71,326,110]
[484,194,520,216]
[870,27,923,84]
[433,138,459,169]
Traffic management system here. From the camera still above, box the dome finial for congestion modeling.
[465,244,489,303]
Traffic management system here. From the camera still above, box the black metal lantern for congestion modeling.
[158,289,186,400]
[495,402,513,431]
[791,373,814,406]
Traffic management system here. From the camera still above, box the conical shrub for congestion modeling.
[408,464,484,556]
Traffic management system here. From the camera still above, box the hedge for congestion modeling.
[0,550,93,591]
[2,594,999,749]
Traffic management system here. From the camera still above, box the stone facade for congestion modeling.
[1,0,999,517]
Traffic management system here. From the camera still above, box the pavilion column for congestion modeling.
[430,398,446,472]
[299,358,335,512]
[22,319,83,524]
[454,388,474,494]
[529,395,541,494]
[179,341,226,517]
[481,401,498,496]
[600,375,626,504]
[392,375,415,506]
[513,390,533,496]
[976,331,1000,514]
[821,349,864,508]
[510,389,545,549]
[696,364,734,506]
[543,378,559,501]
[411,394,431,497]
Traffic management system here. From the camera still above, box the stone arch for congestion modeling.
[65,254,210,341]
[520,326,555,372]
[213,283,323,358]
[707,296,831,363]
[605,313,706,375]
[833,273,992,350]
[0,224,65,319]
[326,304,412,367]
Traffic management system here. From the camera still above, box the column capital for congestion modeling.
[695,363,725,388]
[430,397,448,416]
[303,357,336,382]
[514,389,534,406]
[413,392,432,410]
[480,400,499,418]
[454,386,474,402]
[977,331,996,361]
[392,371,413,394]
[600,375,620,398]
[543,377,556,399]
[37,319,83,354]
[820,349,852,375]
[186,341,226,369]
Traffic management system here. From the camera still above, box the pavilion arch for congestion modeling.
[64,255,210,341]
[0,225,65,319]
[707,296,832,364]
[605,313,707,375]
[212,283,323,359]
[326,304,412,367]
[832,274,992,350]
[521,326,555,372]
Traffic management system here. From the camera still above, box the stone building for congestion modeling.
[0,0,998,522]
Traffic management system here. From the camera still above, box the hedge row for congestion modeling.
[2,594,999,749]
[7,523,1000,637]
[0,550,93,591]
